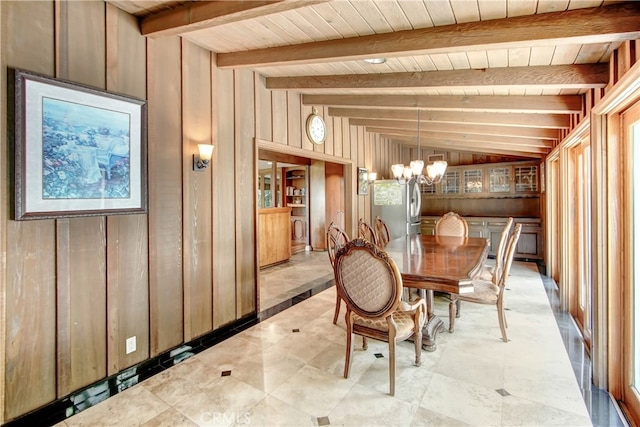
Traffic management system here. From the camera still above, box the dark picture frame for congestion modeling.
[357,167,369,196]
[9,68,148,220]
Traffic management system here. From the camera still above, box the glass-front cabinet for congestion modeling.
[424,161,539,197]
[441,171,460,194]
[489,167,511,193]
[515,165,539,193]
[464,169,483,193]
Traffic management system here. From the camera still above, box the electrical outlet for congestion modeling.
[126,336,136,354]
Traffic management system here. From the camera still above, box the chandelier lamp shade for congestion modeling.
[391,109,447,185]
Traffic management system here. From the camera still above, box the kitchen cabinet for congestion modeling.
[420,161,540,198]
[419,160,542,219]
[285,167,309,253]
[285,167,307,210]
[259,207,292,267]
[421,215,543,260]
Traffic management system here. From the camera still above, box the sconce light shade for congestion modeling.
[368,172,377,182]
[193,144,214,171]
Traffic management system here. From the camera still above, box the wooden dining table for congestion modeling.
[384,234,490,352]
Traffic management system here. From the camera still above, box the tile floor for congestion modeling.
[259,250,333,312]
[540,272,627,427]
[58,252,617,426]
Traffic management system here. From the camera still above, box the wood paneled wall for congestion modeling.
[2,2,57,420]
[147,35,184,357]
[0,1,392,422]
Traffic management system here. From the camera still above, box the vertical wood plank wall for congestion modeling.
[182,39,214,341]
[105,3,150,376]
[212,64,238,329]
[147,35,184,356]
[2,2,58,420]
[0,1,402,422]
[56,0,109,397]
[234,70,257,318]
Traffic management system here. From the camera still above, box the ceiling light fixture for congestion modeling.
[364,58,386,64]
[391,109,447,185]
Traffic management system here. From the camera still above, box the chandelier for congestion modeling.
[391,109,447,185]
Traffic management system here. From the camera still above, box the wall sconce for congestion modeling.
[368,172,377,183]
[193,144,214,171]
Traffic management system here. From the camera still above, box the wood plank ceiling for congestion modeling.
[107,0,640,159]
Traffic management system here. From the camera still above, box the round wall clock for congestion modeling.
[306,107,326,144]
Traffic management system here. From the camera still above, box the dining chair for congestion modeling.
[334,238,427,396]
[358,218,379,246]
[435,211,468,237]
[479,217,514,284]
[453,223,522,342]
[434,211,468,331]
[326,222,350,325]
[374,215,391,247]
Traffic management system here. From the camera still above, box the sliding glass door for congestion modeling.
[572,136,592,347]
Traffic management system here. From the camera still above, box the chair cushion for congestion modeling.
[478,265,495,283]
[353,310,416,337]
[340,250,394,313]
[458,279,500,303]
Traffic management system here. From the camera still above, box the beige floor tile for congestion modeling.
[141,357,219,406]
[270,364,355,418]
[64,384,170,426]
[356,347,434,404]
[434,340,506,390]
[419,373,503,426]
[231,349,306,393]
[172,376,266,427]
[141,408,198,427]
[234,321,290,349]
[503,363,590,418]
[501,394,593,426]
[328,383,417,426]
[265,329,335,365]
[195,335,265,371]
[243,396,316,426]
[410,406,470,426]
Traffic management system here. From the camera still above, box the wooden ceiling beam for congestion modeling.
[330,108,570,129]
[141,0,330,37]
[217,2,640,68]
[381,135,544,158]
[351,119,559,140]
[368,128,552,149]
[305,95,582,114]
[267,64,608,90]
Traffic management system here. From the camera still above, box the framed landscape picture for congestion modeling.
[10,68,148,220]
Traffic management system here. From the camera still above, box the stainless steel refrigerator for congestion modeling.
[371,179,422,239]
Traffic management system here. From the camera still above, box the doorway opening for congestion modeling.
[256,149,346,313]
